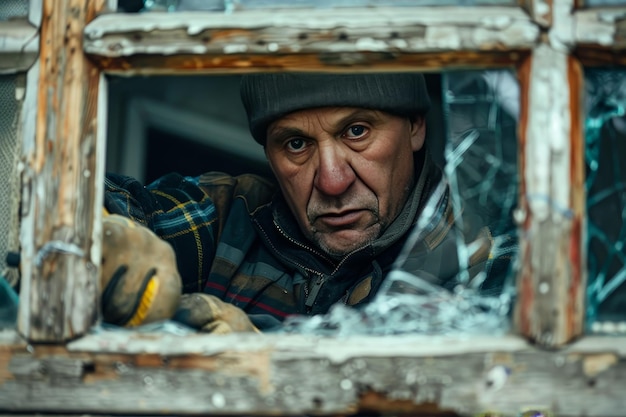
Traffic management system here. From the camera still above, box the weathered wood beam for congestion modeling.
[83,7,539,74]
[17,0,107,342]
[0,20,39,74]
[90,50,531,75]
[574,7,626,65]
[515,44,586,348]
[1,330,625,416]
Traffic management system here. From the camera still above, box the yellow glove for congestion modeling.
[100,213,182,327]
[173,293,259,334]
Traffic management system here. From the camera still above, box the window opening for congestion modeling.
[105,70,519,336]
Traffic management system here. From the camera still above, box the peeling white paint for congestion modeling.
[84,6,539,58]
[424,26,461,50]
[355,37,388,51]
[389,38,408,49]
[479,15,512,30]
[575,9,619,47]
[526,44,571,223]
[223,44,248,54]
[535,1,550,16]
[551,0,575,50]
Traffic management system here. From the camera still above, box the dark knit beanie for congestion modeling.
[240,72,431,145]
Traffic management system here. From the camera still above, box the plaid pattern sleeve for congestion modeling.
[104,173,218,293]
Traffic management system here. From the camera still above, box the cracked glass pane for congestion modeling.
[106,71,519,336]
[0,74,21,330]
[278,70,520,336]
[585,69,626,333]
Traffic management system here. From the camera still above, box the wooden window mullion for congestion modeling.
[515,38,587,347]
[18,0,107,342]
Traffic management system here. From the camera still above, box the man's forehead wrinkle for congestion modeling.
[272,107,384,134]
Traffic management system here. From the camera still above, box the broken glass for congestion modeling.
[0,75,21,330]
[585,69,626,333]
[278,70,520,336]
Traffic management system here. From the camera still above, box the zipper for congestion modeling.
[254,218,321,277]
[272,218,370,276]
[304,274,325,311]
[255,217,370,313]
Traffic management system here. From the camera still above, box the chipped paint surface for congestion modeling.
[1,330,626,416]
[86,7,535,35]
[18,0,104,341]
[526,44,571,223]
[575,8,623,46]
[516,43,586,348]
[583,353,618,377]
[83,7,539,58]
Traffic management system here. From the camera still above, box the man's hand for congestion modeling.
[100,214,182,327]
[173,293,259,334]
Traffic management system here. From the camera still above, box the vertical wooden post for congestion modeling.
[515,44,586,347]
[18,0,106,342]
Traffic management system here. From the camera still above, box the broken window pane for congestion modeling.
[278,70,520,336]
[106,71,519,336]
[585,69,626,333]
[0,74,22,330]
[129,0,516,13]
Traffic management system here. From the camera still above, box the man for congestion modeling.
[102,72,500,333]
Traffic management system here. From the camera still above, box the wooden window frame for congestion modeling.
[1,0,626,415]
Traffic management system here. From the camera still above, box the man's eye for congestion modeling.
[286,138,306,152]
[345,125,368,138]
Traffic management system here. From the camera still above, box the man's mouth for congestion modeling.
[316,210,366,228]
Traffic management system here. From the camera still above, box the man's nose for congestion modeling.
[313,144,356,196]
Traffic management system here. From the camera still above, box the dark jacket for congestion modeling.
[104,152,506,327]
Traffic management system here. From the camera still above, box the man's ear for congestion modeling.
[409,115,427,152]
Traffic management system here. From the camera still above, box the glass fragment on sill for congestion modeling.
[277,70,519,336]
[91,320,196,336]
[585,69,626,332]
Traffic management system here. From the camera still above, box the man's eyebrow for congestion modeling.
[334,109,384,127]
[267,108,384,143]
[266,126,306,143]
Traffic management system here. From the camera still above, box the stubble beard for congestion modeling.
[306,196,382,259]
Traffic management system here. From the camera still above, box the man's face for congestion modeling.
[265,107,426,258]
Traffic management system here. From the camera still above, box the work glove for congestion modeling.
[173,293,259,334]
[100,213,182,327]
